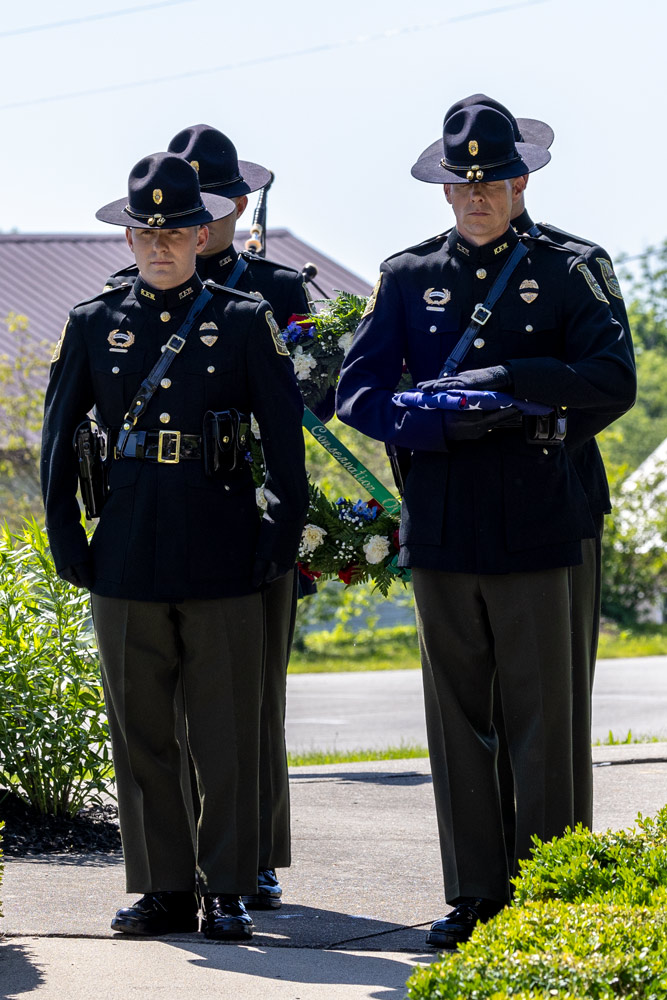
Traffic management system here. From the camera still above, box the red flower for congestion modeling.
[392,529,400,551]
[367,499,382,512]
[298,562,322,581]
[287,314,313,328]
[338,565,357,585]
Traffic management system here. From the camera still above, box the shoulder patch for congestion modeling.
[266,310,289,355]
[577,263,609,304]
[51,320,68,363]
[361,275,382,318]
[596,257,624,300]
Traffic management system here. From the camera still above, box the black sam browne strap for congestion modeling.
[440,241,528,376]
[115,286,213,457]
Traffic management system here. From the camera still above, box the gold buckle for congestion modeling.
[165,334,186,353]
[157,429,181,464]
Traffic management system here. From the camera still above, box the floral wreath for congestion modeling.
[250,291,409,594]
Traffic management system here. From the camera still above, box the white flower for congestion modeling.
[251,415,261,439]
[362,534,391,565]
[292,345,318,381]
[299,523,327,556]
[338,331,354,354]
[256,487,268,511]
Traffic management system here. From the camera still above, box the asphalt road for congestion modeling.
[285,656,667,753]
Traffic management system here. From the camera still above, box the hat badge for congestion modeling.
[152,188,163,205]
[468,140,479,156]
[190,160,199,172]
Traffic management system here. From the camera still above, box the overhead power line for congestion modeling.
[0,1,194,38]
[0,0,549,111]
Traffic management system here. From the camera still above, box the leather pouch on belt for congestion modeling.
[202,409,250,476]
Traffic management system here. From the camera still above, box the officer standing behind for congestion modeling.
[106,125,315,911]
[417,93,634,839]
[336,105,636,949]
[41,152,308,939]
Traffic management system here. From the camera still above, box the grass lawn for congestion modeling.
[288,622,667,674]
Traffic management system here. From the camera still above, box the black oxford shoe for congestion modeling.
[201,894,254,940]
[111,891,199,936]
[243,868,283,910]
[426,897,504,949]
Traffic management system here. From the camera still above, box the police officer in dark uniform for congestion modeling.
[415,94,634,835]
[41,152,308,940]
[336,105,636,949]
[105,125,315,911]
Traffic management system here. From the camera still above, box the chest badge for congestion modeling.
[519,279,539,303]
[107,329,135,352]
[423,287,451,311]
[199,321,219,346]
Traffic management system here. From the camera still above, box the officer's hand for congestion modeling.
[251,559,292,589]
[58,562,94,589]
[419,365,512,393]
[444,406,521,442]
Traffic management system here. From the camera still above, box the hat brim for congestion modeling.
[200,159,272,198]
[95,191,234,228]
[414,115,554,170]
[411,141,550,184]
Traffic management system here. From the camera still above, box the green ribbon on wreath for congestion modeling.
[303,408,401,515]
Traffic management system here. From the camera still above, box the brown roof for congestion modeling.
[0,229,371,358]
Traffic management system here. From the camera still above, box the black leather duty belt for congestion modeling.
[115,429,201,464]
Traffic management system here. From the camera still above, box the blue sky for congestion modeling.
[0,0,663,284]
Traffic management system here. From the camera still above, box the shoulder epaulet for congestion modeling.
[71,282,133,309]
[532,221,597,251]
[203,278,266,303]
[239,249,301,276]
[519,232,578,255]
[385,230,449,262]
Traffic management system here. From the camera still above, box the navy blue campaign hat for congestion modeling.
[411,104,550,185]
[96,151,235,228]
[168,124,272,198]
[413,93,554,173]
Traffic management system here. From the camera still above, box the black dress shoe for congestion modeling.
[243,868,282,910]
[426,897,504,949]
[201,894,254,940]
[111,891,199,936]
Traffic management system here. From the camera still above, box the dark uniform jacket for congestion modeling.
[41,272,308,602]
[513,208,634,518]
[107,245,311,330]
[336,226,636,575]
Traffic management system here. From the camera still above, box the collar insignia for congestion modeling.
[456,242,470,256]
[108,329,135,351]
[178,286,194,300]
[219,255,234,266]
[519,279,539,303]
[140,287,156,301]
[493,242,509,255]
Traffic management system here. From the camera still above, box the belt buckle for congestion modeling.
[165,334,186,353]
[157,429,181,464]
[471,304,492,326]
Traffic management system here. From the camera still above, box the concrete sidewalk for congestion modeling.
[2,744,667,1000]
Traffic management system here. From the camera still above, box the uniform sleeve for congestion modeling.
[508,253,636,425]
[335,262,449,451]
[40,315,95,573]
[246,303,308,567]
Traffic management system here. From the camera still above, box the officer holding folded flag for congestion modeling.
[41,151,308,940]
[336,102,636,950]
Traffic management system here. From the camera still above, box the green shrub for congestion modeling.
[513,807,667,907]
[0,519,113,817]
[0,820,4,919]
[406,901,667,999]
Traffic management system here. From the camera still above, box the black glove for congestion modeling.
[419,365,512,393]
[58,562,94,589]
[444,406,521,442]
[251,559,292,589]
